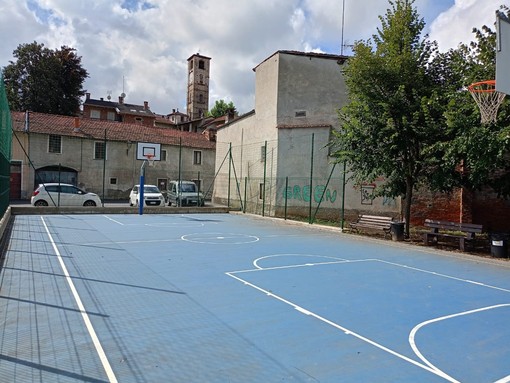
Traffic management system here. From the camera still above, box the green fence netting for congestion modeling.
[0,75,12,216]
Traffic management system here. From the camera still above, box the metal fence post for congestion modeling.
[309,134,314,224]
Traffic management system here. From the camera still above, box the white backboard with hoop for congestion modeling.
[496,11,510,95]
[136,142,161,161]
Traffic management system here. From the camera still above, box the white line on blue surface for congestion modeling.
[41,217,118,383]
[103,215,124,225]
[378,259,510,293]
[409,304,510,383]
[225,270,458,382]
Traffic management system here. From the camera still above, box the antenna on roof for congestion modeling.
[341,0,346,55]
[107,90,112,101]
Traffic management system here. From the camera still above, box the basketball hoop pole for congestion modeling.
[139,160,147,215]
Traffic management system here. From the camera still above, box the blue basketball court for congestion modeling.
[0,212,509,382]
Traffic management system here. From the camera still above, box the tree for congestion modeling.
[331,0,445,236]
[431,6,510,198]
[208,99,236,118]
[2,42,88,116]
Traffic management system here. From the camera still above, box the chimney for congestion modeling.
[100,97,104,101]
[85,93,90,101]
[119,96,124,104]
[144,101,149,110]
[172,109,176,113]
[73,117,81,132]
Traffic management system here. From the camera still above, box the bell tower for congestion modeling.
[186,54,211,120]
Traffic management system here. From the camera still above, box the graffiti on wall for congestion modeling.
[361,184,375,205]
[284,184,337,203]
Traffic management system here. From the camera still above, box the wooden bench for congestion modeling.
[423,219,483,251]
[350,215,393,237]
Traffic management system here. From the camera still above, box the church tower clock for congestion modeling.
[186,54,211,120]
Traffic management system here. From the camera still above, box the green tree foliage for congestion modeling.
[430,6,510,198]
[2,42,88,116]
[208,99,236,118]
[331,0,445,235]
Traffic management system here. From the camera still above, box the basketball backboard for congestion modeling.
[496,11,510,95]
[136,142,161,161]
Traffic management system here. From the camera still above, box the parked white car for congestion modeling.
[167,180,204,206]
[31,183,102,207]
[129,184,165,207]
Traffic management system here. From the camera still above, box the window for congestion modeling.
[260,145,266,162]
[107,111,116,121]
[199,74,204,84]
[259,183,265,199]
[135,117,143,124]
[193,150,202,165]
[90,109,101,119]
[198,60,205,69]
[295,110,307,117]
[94,142,106,160]
[161,149,167,161]
[110,178,117,185]
[199,94,204,103]
[192,179,201,192]
[49,135,62,153]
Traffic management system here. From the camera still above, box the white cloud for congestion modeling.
[0,0,504,115]
[428,0,502,51]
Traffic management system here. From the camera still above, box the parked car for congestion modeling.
[129,184,165,207]
[31,183,102,207]
[167,180,204,206]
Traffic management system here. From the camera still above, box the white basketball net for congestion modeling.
[145,155,155,167]
[468,81,506,124]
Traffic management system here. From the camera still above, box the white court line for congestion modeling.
[86,238,182,246]
[226,271,457,382]
[41,217,118,383]
[409,304,510,383]
[495,374,510,383]
[377,259,510,294]
[103,215,124,225]
[252,254,350,269]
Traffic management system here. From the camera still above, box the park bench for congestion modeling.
[423,219,483,251]
[349,215,394,238]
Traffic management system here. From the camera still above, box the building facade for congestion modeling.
[214,51,401,221]
[82,93,157,127]
[10,111,216,201]
[186,54,211,120]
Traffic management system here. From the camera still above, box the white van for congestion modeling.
[167,181,204,207]
[129,184,165,207]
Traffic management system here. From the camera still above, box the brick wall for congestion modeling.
[472,188,510,232]
[412,187,510,232]
[411,189,462,225]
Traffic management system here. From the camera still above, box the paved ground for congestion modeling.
[0,212,509,382]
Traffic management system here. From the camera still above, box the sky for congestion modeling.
[0,0,504,116]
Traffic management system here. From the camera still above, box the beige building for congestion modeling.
[214,50,401,220]
[10,111,216,201]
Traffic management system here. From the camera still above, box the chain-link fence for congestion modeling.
[213,132,401,227]
[10,112,216,204]
[0,75,12,216]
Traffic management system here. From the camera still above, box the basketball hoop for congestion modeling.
[145,154,155,167]
[468,80,506,124]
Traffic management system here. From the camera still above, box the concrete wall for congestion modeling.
[12,132,216,200]
[276,54,348,127]
[214,51,401,220]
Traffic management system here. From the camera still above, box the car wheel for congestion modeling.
[83,200,97,207]
[34,200,48,206]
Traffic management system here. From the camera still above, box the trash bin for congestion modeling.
[390,221,405,242]
[490,233,509,258]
